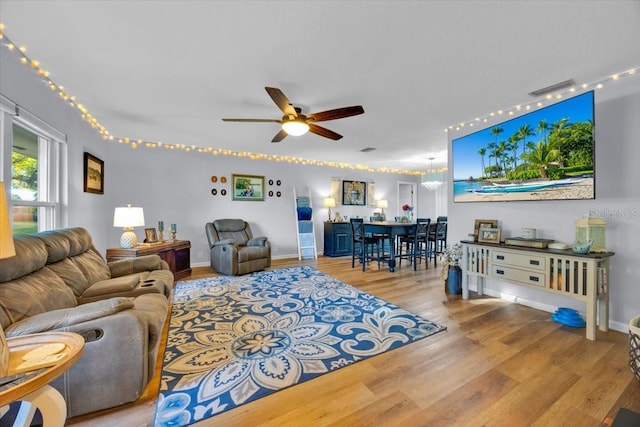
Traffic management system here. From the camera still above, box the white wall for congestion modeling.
[106,144,419,264]
[0,46,425,266]
[0,46,112,247]
[447,77,640,331]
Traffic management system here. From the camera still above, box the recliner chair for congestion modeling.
[205,219,271,275]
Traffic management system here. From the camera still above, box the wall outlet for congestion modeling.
[198,251,203,258]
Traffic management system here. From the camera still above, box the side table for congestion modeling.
[324,222,353,257]
[0,332,84,426]
[106,239,192,280]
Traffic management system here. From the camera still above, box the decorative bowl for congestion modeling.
[572,240,593,254]
[552,307,585,328]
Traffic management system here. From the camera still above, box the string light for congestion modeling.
[0,25,426,176]
[448,66,640,134]
[8,25,634,174]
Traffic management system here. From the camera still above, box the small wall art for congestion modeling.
[83,152,104,194]
[232,174,265,201]
[342,180,366,206]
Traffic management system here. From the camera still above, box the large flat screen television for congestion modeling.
[452,90,594,203]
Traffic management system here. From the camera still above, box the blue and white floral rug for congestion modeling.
[154,266,445,426]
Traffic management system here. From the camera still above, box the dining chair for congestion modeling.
[350,218,383,271]
[398,218,431,270]
[369,216,392,261]
[427,216,447,266]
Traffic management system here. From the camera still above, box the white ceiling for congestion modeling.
[1,1,639,173]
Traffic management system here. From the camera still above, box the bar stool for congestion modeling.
[350,218,382,271]
[398,218,431,269]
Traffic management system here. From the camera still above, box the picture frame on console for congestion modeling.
[144,228,158,243]
[232,174,265,201]
[478,227,501,244]
[474,219,498,241]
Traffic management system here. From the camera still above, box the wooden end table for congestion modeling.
[106,239,192,280]
[0,332,84,426]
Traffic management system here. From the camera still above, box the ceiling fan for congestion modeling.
[222,87,364,143]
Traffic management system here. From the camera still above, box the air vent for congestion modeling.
[528,79,575,97]
[360,147,376,153]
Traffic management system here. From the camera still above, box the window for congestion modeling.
[1,98,66,234]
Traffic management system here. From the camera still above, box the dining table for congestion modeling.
[363,221,417,272]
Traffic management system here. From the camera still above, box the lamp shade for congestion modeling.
[376,199,389,209]
[0,182,15,260]
[323,197,336,208]
[113,206,145,228]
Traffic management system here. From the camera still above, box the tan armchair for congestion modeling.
[205,219,271,275]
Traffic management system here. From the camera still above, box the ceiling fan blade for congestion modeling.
[309,123,343,141]
[222,118,281,123]
[265,87,297,117]
[272,129,288,143]
[307,105,364,122]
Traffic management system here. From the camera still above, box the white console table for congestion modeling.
[460,241,614,341]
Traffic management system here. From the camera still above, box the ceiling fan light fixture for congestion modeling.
[282,119,309,136]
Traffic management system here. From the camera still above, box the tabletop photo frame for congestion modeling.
[478,227,501,244]
[144,228,158,243]
[474,219,498,241]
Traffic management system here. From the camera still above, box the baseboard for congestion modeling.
[190,254,308,269]
[477,286,626,333]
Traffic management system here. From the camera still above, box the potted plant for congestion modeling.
[440,243,463,294]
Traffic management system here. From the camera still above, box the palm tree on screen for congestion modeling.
[518,124,534,160]
[537,119,549,144]
[477,147,487,178]
[497,140,508,176]
[521,141,561,179]
[487,140,498,173]
[509,134,520,170]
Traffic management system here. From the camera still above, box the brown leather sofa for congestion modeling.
[0,227,173,417]
[205,219,271,275]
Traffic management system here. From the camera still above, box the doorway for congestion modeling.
[397,181,417,219]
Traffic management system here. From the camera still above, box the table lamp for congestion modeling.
[113,205,145,248]
[0,182,15,376]
[376,199,388,220]
[323,197,336,222]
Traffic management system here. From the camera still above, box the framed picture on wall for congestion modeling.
[342,180,366,206]
[232,174,265,201]
[83,152,104,194]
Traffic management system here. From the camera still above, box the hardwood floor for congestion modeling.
[68,256,639,426]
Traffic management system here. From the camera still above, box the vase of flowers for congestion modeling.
[440,243,463,294]
[402,204,413,222]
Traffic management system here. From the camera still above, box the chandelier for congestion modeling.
[421,158,445,190]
